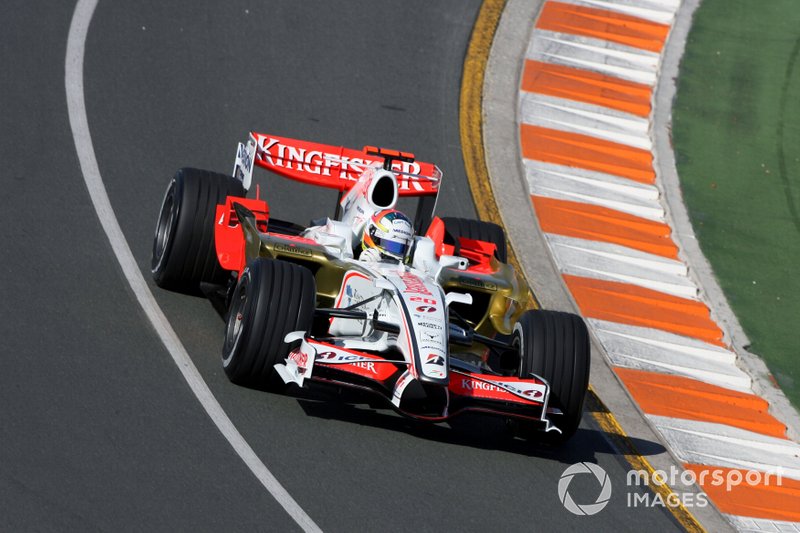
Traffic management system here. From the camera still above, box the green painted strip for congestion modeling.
[673,0,800,408]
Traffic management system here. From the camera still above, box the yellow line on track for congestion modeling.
[459,0,507,227]
[459,0,540,309]
[586,389,705,532]
[459,2,706,531]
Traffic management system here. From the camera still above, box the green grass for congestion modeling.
[673,0,800,409]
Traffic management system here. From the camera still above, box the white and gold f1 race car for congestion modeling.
[150,133,590,443]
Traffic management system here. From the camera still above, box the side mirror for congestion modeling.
[439,255,468,271]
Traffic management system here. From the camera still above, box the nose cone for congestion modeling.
[397,377,449,417]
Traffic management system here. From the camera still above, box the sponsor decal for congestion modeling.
[522,388,543,399]
[257,136,424,189]
[344,285,363,307]
[461,378,500,392]
[420,345,444,351]
[458,276,497,291]
[502,382,544,399]
[414,314,443,322]
[313,346,396,380]
[426,354,445,366]
[417,322,443,330]
[237,142,253,173]
[275,234,317,244]
[459,377,544,400]
[399,271,432,296]
[421,332,438,341]
[351,361,377,374]
[393,225,413,238]
[317,351,370,363]
[259,137,339,177]
[415,305,436,313]
[274,242,312,257]
[289,349,308,369]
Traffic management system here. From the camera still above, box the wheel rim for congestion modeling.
[151,180,177,272]
[222,273,249,367]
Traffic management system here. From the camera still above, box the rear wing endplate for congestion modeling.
[232,139,257,191]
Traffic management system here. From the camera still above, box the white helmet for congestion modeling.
[362,209,413,262]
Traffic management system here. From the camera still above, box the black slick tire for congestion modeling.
[151,167,245,295]
[222,259,316,389]
[513,309,590,443]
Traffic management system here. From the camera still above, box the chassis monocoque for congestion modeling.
[151,133,590,442]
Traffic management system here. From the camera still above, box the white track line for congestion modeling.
[65,1,322,531]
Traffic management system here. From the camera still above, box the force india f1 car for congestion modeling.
[150,133,591,443]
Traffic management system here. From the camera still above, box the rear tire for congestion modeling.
[151,167,245,295]
[222,259,316,388]
[513,309,590,443]
[441,217,507,263]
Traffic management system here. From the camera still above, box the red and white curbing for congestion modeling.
[514,0,800,528]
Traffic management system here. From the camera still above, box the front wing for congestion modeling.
[275,337,561,434]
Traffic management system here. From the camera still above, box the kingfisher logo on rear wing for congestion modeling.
[249,132,441,195]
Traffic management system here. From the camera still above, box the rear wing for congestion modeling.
[233,132,441,196]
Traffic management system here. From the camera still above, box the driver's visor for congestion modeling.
[375,237,408,256]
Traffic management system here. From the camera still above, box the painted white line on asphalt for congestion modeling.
[65,1,322,531]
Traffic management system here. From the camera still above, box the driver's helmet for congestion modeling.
[362,209,414,262]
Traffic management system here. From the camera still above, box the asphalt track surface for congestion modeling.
[1,1,683,531]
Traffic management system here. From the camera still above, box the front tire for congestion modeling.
[513,309,590,443]
[222,259,316,388]
[151,167,245,295]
